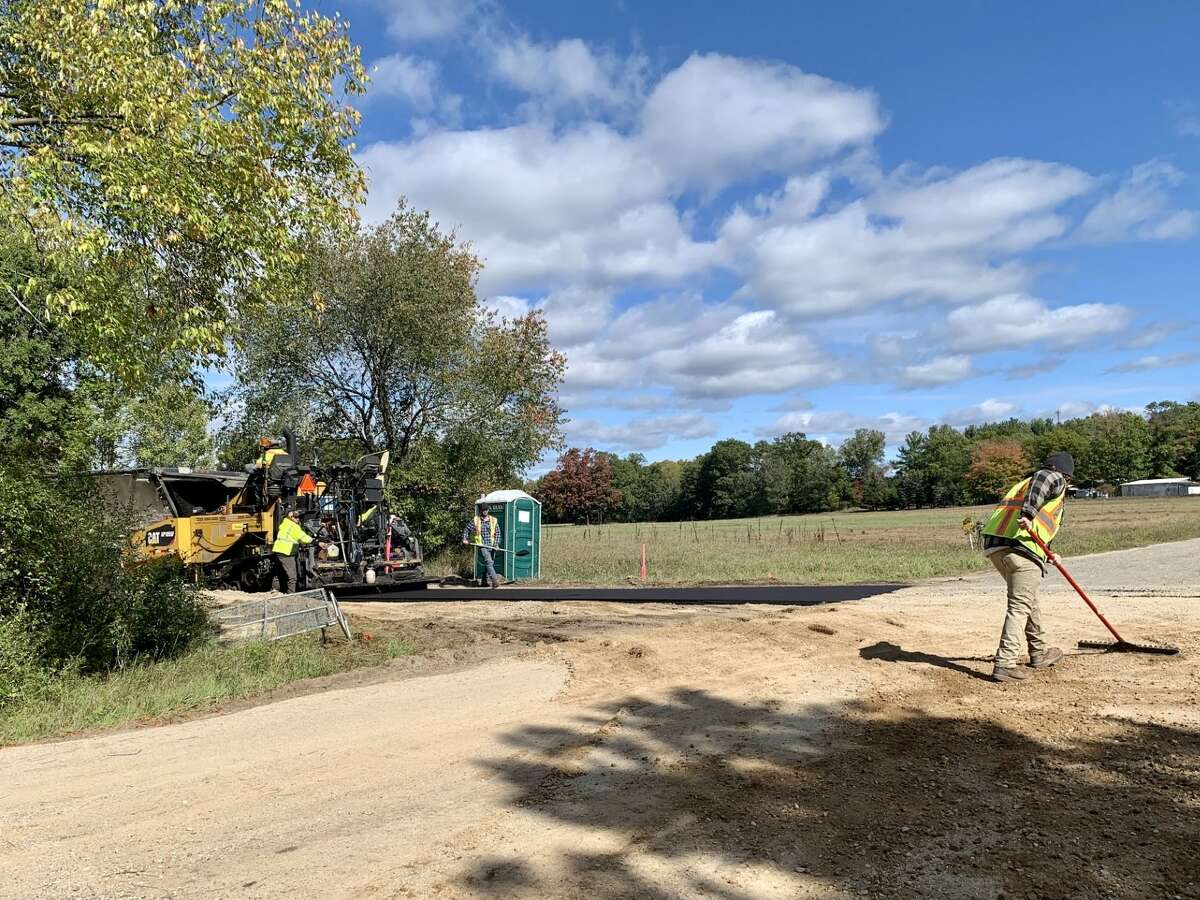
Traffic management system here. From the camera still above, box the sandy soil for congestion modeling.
[4,540,1199,899]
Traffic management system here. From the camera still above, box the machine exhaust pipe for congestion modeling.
[282,427,297,463]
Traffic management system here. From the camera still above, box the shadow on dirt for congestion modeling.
[461,688,1200,899]
[859,640,995,682]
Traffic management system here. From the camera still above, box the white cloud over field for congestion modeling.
[353,12,1198,456]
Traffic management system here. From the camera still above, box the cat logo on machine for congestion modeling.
[146,525,177,547]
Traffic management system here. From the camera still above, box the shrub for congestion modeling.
[0,468,211,701]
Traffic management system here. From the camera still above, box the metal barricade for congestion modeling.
[213,589,352,642]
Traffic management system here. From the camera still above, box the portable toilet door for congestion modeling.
[509,494,540,581]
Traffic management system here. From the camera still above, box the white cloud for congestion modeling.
[375,0,480,40]
[944,398,1018,426]
[1076,161,1198,243]
[563,297,841,399]
[564,413,718,451]
[944,294,1133,352]
[1104,351,1200,374]
[728,158,1092,318]
[367,54,440,108]
[491,36,645,109]
[758,409,926,444]
[640,53,883,187]
[897,355,975,388]
[486,286,613,348]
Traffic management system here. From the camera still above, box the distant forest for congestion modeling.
[530,401,1200,524]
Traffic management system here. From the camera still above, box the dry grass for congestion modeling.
[535,497,1200,585]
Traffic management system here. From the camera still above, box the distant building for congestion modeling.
[1118,477,1200,497]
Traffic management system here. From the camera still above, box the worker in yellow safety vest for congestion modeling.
[272,509,315,593]
[981,452,1074,683]
[462,501,502,588]
[255,437,287,469]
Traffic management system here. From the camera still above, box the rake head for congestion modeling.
[1077,639,1180,656]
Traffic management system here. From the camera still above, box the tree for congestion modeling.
[839,428,886,508]
[1146,401,1200,478]
[1,0,365,378]
[966,440,1029,501]
[224,204,565,547]
[1078,411,1152,487]
[894,426,970,507]
[839,429,886,482]
[538,448,622,523]
[696,439,762,519]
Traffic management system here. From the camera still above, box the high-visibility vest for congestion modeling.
[982,476,1065,562]
[256,448,286,469]
[272,516,313,556]
[472,515,499,548]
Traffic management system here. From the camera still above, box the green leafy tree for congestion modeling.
[223,203,565,547]
[1146,401,1200,478]
[696,439,763,519]
[838,428,886,508]
[1,0,365,377]
[1078,410,1152,487]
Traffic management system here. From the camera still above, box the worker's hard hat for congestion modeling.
[258,437,272,448]
[1044,451,1075,478]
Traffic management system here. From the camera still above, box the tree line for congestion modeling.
[531,403,1200,524]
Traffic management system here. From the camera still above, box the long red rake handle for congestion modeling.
[1026,530,1126,644]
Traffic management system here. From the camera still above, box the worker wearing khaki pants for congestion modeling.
[989,548,1049,671]
[981,452,1074,683]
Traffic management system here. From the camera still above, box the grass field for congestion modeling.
[532,497,1200,585]
[0,629,413,746]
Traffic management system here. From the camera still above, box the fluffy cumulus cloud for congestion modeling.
[943,294,1133,352]
[367,54,440,108]
[897,355,975,388]
[490,36,646,110]
[564,413,718,451]
[353,23,1199,456]
[639,53,883,186]
[374,0,480,40]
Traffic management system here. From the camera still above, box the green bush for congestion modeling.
[0,468,211,702]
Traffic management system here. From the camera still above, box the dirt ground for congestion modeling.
[4,541,1199,899]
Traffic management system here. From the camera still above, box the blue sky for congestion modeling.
[333,0,1200,467]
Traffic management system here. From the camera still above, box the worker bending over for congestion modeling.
[273,509,315,593]
[981,452,1073,683]
[463,502,502,589]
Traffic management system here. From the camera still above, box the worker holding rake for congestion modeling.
[463,501,503,589]
[981,452,1074,683]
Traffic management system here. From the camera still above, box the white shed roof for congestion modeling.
[479,489,540,505]
[1120,478,1199,486]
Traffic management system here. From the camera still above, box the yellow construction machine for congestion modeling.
[96,429,424,591]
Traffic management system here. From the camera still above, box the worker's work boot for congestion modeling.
[1028,647,1064,668]
[991,665,1033,684]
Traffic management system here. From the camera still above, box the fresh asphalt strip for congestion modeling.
[333,583,906,605]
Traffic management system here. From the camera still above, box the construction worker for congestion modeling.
[981,452,1074,683]
[272,509,315,593]
[463,501,502,588]
[255,437,287,469]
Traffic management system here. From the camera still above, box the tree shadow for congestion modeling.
[859,640,995,681]
[458,687,1200,899]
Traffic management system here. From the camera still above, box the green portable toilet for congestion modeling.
[472,489,541,583]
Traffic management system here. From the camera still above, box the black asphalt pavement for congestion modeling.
[334,583,906,605]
